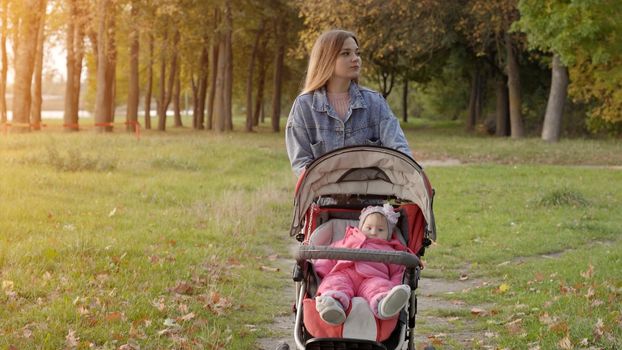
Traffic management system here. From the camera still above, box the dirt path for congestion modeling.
[255,260,496,350]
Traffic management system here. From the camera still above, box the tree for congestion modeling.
[212,1,233,132]
[541,54,568,142]
[245,19,264,132]
[30,0,48,130]
[143,32,154,129]
[64,0,88,131]
[126,0,140,132]
[93,0,117,133]
[517,0,622,136]
[156,27,179,131]
[0,0,8,125]
[11,0,46,132]
[271,19,284,133]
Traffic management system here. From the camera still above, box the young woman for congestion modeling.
[285,29,413,176]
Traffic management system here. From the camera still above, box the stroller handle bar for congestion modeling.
[296,245,421,268]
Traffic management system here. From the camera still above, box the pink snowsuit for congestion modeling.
[314,226,411,319]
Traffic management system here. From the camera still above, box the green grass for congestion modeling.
[1,117,620,349]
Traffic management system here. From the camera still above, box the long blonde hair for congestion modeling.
[302,30,359,94]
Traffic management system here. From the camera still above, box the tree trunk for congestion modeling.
[402,79,408,123]
[223,1,233,131]
[30,0,47,130]
[213,3,233,133]
[541,54,569,143]
[194,41,208,130]
[63,0,77,131]
[12,0,44,132]
[246,21,264,132]
[157,29,179,131]
[207,31,218,131]
[495,76,510,137]
[173,69,182,127]
[253,34,269,126]
[271,21,285,133]
[0,0,8,124]
[467,63,483,132]
[94,0,115,133]
[126,0,139,132]
[213,34,226,132]
[144,32,153,129]
[505,33,524,138]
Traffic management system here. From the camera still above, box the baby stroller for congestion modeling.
[289,146,436,350]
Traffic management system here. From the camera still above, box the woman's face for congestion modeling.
[332,37,361,81]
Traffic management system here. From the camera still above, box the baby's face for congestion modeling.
[360,213,389,240]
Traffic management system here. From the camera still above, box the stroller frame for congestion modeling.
[288,146,436,350]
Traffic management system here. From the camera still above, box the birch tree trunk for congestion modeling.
[541,54,569,143]
[505,33,524,138]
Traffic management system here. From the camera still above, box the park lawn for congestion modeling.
[0,129,296,349]
[425,163,621,349]
[1,119,620,349]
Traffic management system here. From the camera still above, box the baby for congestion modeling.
[313,203,411,325]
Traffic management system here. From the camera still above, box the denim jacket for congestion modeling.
[285,83,413,176]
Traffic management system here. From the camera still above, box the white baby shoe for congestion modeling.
[315,295,346,325]
[377,285,411,319]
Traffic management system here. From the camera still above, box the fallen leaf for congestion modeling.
[505,318,523,335]
[558,335,572,350]
[498,283,510,294]
[550,321,569,334]
[105,312,123,322]
[539,312,557,326]
[593,318,604,340]
[163,318,177,327]
[108,207,117,217]
[459,273,469,281]
[65,329,79,349]
[260,265,279,272]
[470,307,486,316]
[591,299,604,307]
[172,282,194,295]
[152,297,166,312]
[580,264,594,279]
[585,286,595,299]
[179,312,195,322]
[1,280,14,290]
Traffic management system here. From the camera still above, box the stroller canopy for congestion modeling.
[290,146,436,241]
